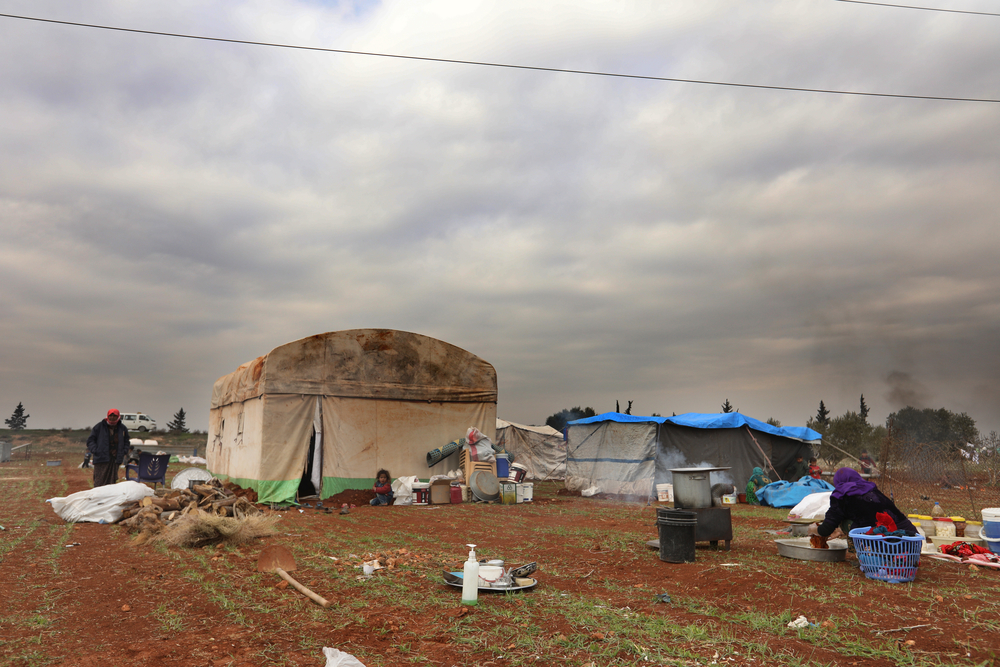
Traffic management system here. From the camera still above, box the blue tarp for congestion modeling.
[756,476,835,508]
[567,411,822,443]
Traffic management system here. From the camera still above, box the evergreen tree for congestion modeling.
[815,400,831,427]
[859,394,870,422]
[721,399,734,413]
[166,408,189,433]
[545,406,597,432]
[766,417,782,428]
[5,402,29,430]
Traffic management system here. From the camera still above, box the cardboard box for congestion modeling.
[430,479,453,504]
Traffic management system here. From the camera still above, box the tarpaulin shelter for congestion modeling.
[207,329,497,503]
[495,419,567,481]
[565,412,821,498]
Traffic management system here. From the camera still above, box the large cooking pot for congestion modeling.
[669,467,730,509]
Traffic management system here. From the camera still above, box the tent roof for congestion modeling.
[567,411,822,443]
[496,418,561,437]
[211,329,497,409]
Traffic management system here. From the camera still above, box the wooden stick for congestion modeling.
[275,568,330,608]
[875,624,931,634]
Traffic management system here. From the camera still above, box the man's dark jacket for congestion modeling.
[86,420,131,465]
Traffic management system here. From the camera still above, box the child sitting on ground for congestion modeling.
[808,457,823,479]
[370,469,393,506]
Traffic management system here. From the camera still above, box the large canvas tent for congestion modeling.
[495,419,567,481]
[565,412,821,497]
[207,329,497,503]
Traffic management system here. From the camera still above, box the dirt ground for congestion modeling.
[2,438,999,667]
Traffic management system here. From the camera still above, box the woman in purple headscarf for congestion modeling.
[808,467,917,539]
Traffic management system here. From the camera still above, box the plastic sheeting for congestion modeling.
[565,420,657,497]
[565,412,820,498]
[756,476,835,508]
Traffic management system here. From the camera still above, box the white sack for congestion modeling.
[786,491,831,521]
[392,475,418,506]
[47,481,155,523]
[323,647,366,667]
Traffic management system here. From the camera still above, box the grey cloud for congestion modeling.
[1,0,998,436]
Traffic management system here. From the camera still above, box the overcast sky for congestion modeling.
[2,0,998,437]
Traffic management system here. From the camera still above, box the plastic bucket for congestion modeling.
[517,482,533,503]
[982,508,1000,555]
[412,482,430,505]
[656,508,697,563]
[509,463,528,483]
[722,494,738,505]
[656,483,673,502]
[496,453,510,480]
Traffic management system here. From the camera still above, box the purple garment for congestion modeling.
[831,467,877,499]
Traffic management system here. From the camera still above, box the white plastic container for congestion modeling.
[477,565,504,587]
[462,545,479,606]
[935,518,956,538]
[656,483,674,502]
[412,482,430,505]
[965,521,982,540]
[516,482,533,503]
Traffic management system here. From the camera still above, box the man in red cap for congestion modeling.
[86,409,131,487]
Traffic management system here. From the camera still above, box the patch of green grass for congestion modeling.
[151,603,187,633]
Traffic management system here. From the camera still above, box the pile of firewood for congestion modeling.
[120,478,275,546]
[121,479,258,523]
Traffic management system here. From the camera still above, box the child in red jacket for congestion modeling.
[808,458,823,479]
[370,469,393,506]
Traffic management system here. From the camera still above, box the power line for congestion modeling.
[2,11,999,104]
[835,0,1000,17]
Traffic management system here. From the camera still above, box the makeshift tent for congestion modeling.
[495,419,567,481]
[207,329,497,503]
[565,412,821,498]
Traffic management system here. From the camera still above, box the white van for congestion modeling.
[121,412,157,432]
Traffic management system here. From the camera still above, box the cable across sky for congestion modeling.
[1,11,998,103]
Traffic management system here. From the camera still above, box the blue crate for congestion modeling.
[849,527,923,583]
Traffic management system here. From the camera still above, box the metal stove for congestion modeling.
[669,466,733,550]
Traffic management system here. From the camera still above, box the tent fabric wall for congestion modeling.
[565,412,820,498]
[207,329,497,503]
[565,420,658,497]
[655,424,812,491]
[320,397,493,496]
[495,419,567,481]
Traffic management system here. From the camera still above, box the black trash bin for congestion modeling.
[656,508,697,563]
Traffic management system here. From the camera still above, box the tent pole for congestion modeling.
[745,426,781,479]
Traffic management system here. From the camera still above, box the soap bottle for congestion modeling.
[461,544,479,606]
[931,502,944,518]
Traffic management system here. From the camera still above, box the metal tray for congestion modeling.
[468,469,500,502]
[775,537,848,562]
[443,570,537,592]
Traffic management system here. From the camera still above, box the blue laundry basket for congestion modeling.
[849,527,923,583]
